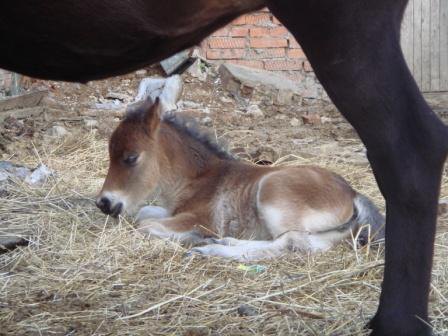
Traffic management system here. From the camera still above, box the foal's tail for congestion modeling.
[353,193,385,243]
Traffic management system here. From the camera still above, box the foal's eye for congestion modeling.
[123,154,139,166]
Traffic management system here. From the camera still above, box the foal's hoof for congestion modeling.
[183,247,206,258]
[204,238,221,245]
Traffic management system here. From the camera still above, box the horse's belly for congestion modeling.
[212,193,270,240]
[0,0,265,81]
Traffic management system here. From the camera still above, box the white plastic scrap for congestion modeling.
[24,164,55,186]
[0,161,32,182]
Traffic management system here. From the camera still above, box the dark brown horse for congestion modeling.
[1,1,447,335]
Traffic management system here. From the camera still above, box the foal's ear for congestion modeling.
[145,97,163,132]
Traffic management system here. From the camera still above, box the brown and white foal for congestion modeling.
[97,99,384,260]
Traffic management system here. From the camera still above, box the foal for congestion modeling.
[96,98,384,260]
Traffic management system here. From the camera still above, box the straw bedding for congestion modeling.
[0,129,447,336]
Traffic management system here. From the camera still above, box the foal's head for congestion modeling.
[96,98,163,217]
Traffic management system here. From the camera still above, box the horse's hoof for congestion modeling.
[204,238,220,244]
[183,248,205,258]
[366,315,434,336]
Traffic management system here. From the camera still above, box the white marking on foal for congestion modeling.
[307,234,335,251]
[261,205,284,236]
[136,206,170,221]
[189,239,282,261]
[99,190,130,211]
[302,211,340,233]
[210,237,244,246]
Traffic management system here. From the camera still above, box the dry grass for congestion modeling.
[0,129,447,336]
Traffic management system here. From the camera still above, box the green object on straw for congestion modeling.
[237,264,267,273]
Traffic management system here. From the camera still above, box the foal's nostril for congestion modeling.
[96,197,112,214]
[110,202,123,218]
[96,197,124,217]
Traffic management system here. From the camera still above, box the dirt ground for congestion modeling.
[0,64,447,335]
[2,65,373,171]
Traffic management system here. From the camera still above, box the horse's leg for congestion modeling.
[138,212,207,246]
[188,230,331,260]
[188,235,294,261]
[188,240,274,260]
[136,205,170,221]
[267,1,448,335]
[205,237,245,246]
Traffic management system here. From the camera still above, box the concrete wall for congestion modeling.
[0,69,12,97]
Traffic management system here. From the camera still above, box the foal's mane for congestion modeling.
[162,112,234,161]
[124,104,233,161]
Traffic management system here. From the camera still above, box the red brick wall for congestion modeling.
[201,9,312,77]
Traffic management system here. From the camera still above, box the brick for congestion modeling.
[232,16,247,25]
[250,27,270,37]
[288,48,306,59]
[212,27,230,37]
[229,60,264,69]
[250,37,288,48]
[197,44,207,58]
[209,37,246,49]
[230,27,249,37]
[288,38,301,49]
[251,27,289,37]
[206,49,246,60]
[269,27,289,37]
[303,61,314,72]
[248,48,286,59]
[245,13,272,26]
[264,60,303,71]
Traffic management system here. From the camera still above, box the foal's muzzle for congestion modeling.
[96,197,123,218]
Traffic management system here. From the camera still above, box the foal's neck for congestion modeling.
[158,121,227,173]
[154,122,228,206]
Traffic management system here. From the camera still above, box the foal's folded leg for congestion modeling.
[136,205,169,221]
[188,232,316,261]
[188,240,279,261]
[138,212,207,246]
[206,237,248,246]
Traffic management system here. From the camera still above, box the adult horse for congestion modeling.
[0,1,447,335]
